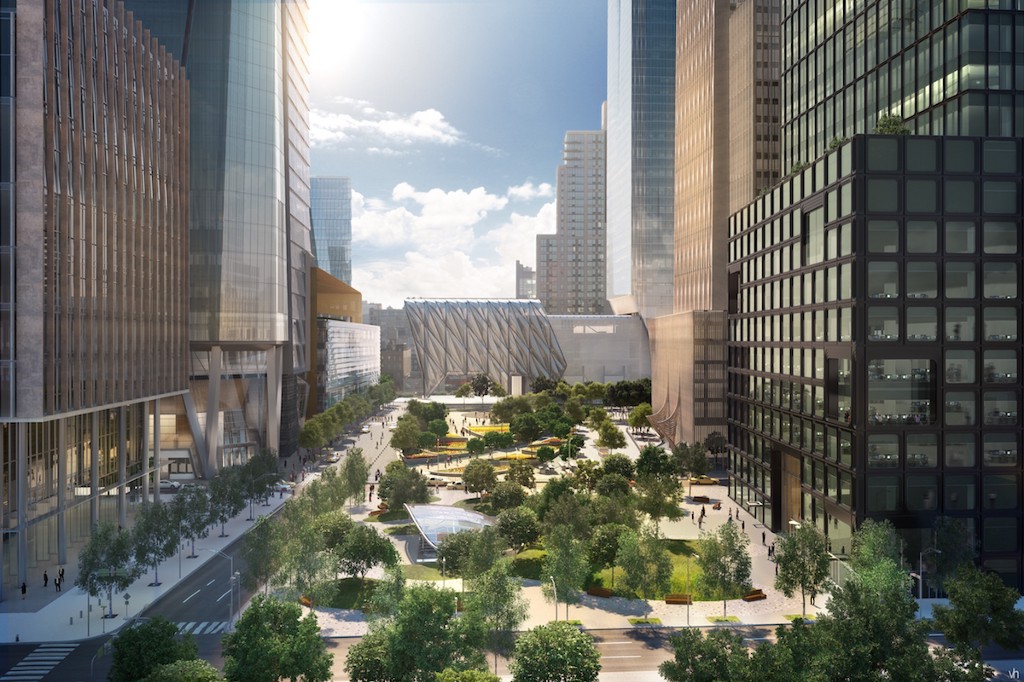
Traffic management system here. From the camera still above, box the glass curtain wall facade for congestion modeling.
[538,127,607,315]
[1,0,189,599]
[606,0,676,320]
[728,135,1024,588]
[123,0,313,471]
[315,320,380,412]
[310,177,353,285]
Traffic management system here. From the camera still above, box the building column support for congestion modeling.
[266,345,282,456]
[117,406,127,529]
[90,411,100,526]
[152,398,161,503]
[16,423,28,588]
[57,417,67,566]
[205,346,223,475]
[142,401,151,504]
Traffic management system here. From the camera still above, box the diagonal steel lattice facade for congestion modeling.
[405,300,567,396]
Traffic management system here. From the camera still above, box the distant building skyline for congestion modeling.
[311,177,354,285]
[515,260,537,300]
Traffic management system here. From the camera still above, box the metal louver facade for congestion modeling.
[405,300,567,396]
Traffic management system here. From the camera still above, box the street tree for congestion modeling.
[465,560,529,675]
[930,515,977,592]
[222,594,333,682]
[241,515,283,595]
[298,419,326,451]
[390,415,425,453]
[850,518,904,572]
[697,521,752,619]
[463,459,498,496]
[497,506,540,555]
[76,520,138,617]
[627,403,652,433]
[601,453,635,480]
[489,480,527,511]
[338,524,399,581]
[505,460,535,489]
[171,484,210,558]
[774,522,831,617]
[588,523,624,589]
[143,659,221,682]
[341,448,370,508]
[109,616,198,682]
[672,442,709,494]
[131,501,178,586]
[595,420,626,450]
[616,525,673,619]
[703,431,727,456]
[633,473,683,532]
[659,629,753,682]
[932,563,1024,660]
[378,459,430,509]
[510,621,601,682]
[208,468,245,537]
[542,526,590,621]
[454,382,474,404]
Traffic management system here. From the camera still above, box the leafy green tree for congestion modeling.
[850,518,905,572]
[595,472,631,498]
[585,407,608,431]
[932,563,1024,659]
[505,460,535,489]
[222,594,333,682]
[391,415,425,453]
[471,373,493,400]
[558,434,585,460]
[616,525,673,617]
[171,484,211,558]
[420,432,440,449]
[341,448,370,508]
[589,524,624,589]
[440,527,503,580]
[241,515,282,594]
[672,442,709,493]
[697,521,752,619]
[510,621,601,682]
[570,460,601,493]
[497,506,540,555]
[490,395,534,423]
[530,475,574,522]
[143,658,221,682]
[510,413,543,443]
[703,431,727,455]
[298,419,326,451]
[930,516,977,592]
[466,438,487,456]
[541,492,591,541]
[463,459,498,495]
[595,420,626,449]
[659,629,752,682]
[542,527,590,621]
[633,473,683,532]
[131,501,178,586]
[601,453,634,480]
[315,508,355,555]
[429,418,451,443]
[338,524,399,581]
[489,380,507,397]
[627,403,652,432]
[563,397,585,424]
[454,382,474,402]
[208,468,246,537]
[636,445,675,478]
[774,522,831,617]
[407,399,448,425]
[535,445,556,465]
[366,565,406,621]
[465,560,529,674]
[876,112,910,134]
[436,670,500,682]
[378,460,430,508]
[489,480,527,511]
[110,616,198,682]
[76,520,138,617]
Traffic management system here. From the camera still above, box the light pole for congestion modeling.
[918,547,942,600]
[549,576,557,622]
[204,548,234,627]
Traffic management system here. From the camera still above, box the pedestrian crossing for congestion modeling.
[0,643,76,681]
[175,621,228,635]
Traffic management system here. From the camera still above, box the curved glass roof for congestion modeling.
[404,504,495,549]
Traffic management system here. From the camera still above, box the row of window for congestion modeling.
[867,304,1018,342]
[867,430,1019,469]
[867,217,1018,253]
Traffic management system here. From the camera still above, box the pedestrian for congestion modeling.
[56,577,61,592]
[762,531,766,546]
[701,505,706,517]
[775,563,779,576]
[771,542,775,557]
[21,582,26,600]
[729,509,733,521]
[43,570,48,588]
[742,520,746,531]
[59,567,64,582]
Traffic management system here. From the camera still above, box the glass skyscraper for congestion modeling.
[310,177,353,285]
[606,0,676,320]
[122,0,313,471]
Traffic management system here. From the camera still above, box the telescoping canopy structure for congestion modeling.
[404,504,495,550]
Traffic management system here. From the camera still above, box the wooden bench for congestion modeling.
[665,593,693,605]
[742,589,766,602]
[587,586,613,598]
[692,495,711,504]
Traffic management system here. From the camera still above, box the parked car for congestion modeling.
[325,452,341,464]
[689,475,719,485]
[158,479,181,492]
[272,480,296,493]
[361,425,371,434]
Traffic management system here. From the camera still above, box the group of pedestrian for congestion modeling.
[23,567,64,600]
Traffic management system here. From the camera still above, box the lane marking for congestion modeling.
[207,579,216,586]
[216,589,231,602]
[182,589,201,603]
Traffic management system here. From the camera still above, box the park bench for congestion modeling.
[692,495,711,504]
[587,586,613,598]
[665,594,693,605]
[742,588,766,602]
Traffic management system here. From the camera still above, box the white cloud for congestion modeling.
[353,251,513,307]
[507,181,554,201]
[481,202,556,267]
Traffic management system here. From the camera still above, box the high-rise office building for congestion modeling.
[649,0,780,446]
[122,0,313,473]
[605,0,676,320]
[727,0,1024,587]
[0,0,189,598]
[537,120,607,315]
[515,261,536,300]
[310,177,353,285]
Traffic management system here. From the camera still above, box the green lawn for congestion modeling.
[401,562,445,580]
[366,509,410,523]
[707,615,741,623]
[319,577,377,609]
[384,523,419,536]
[511,548,546,581]
[590,537,708,600]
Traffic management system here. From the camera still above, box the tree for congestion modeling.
[454,382,474,404]
[535,445,556,465]
[391,415,425,453]
[222,595,332,682]
[601,453,634,480]
[585,407,608,431]
[627,403,652,433]
[489,380,507,398]
[509,413,543,443]
[436,670,500,682]
[636,445,675,478]
[558,434,585,460]
[659,629,752,682]
[850,518,904,572]
[439,527,503,581]
[341,448,370,508]
[497,506,540,555]
[110,616,198,682]
[241,515,283,594]
[505,460,535,489]
[595,420,626,449]
[616,525,673,618]
[595,473,630,498]
[542,527,590,620]
[570,460,601,493]
[378,460,430,509]
[298,419,326,451]
[131,501,178,587]
[633,473,683,532]
[510,621,601,682]
[697,521,752,619]
[563,397,585,425]
[471,373,493,400]
[490,480,527,511]
[466,438,487,456]
[490,396,533,423]
[774,522,830,617]
[463,459,498,495]
[171,484,211,558]
[428,418,451,443]
[703,431,726,455]
[465,560,529,674]
[876,112,910,134]
[930,516,977,593]
[932,563,1024,659]
[338,524,399,581]
[76,520,138,617]
[366,565,406,621]
[672,442,708,494]
[208,468,245,537]
[589,524,624,589]
[143,658,221,682]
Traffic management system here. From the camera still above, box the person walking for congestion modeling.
[43,570,48,588]
[55,577,61,592]
[59,567,64,582]
[762,531,766,546]
[21,582,26,600]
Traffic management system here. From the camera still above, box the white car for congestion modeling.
[158,479,181,492]
[361,425,371,434]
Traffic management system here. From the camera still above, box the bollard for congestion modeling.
[80,610,83,619]
[70,616,74,625]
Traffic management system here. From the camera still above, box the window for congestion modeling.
[906,179,937,212]
[945,391,976,426]
[983,221,1017,254]
[945,475,976,510]
[868,307,899,341]
[983,391,1017,425]
[868,262,899,298]
[984,475,1017,510]
[867,476,899,511]
[907,433,938,468]
[983,350,1017,383]
[906,307,937,341]
[983,307,1017,341]
[867,220,899,253]
[945,262,976,298]
[868,434,899,468]
[907,475,938,510]
[945,433,976,468]
[983,181,1017,214]
[983,432,1018,467]
[945,221,976,253]
[983,262,1016,299]
[906,262,937,298]
[945,307,976,341]
[867,179,899,212]
[906,221,938,253]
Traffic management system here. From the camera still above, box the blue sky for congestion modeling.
[308,0,607,307]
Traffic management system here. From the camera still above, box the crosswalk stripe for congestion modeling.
[174,620,227,635]
[179,621,195,634]
[0,642,77,682]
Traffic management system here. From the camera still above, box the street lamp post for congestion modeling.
[549,576,557,622]
[918,547,942,600]
[204,549,235,628]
